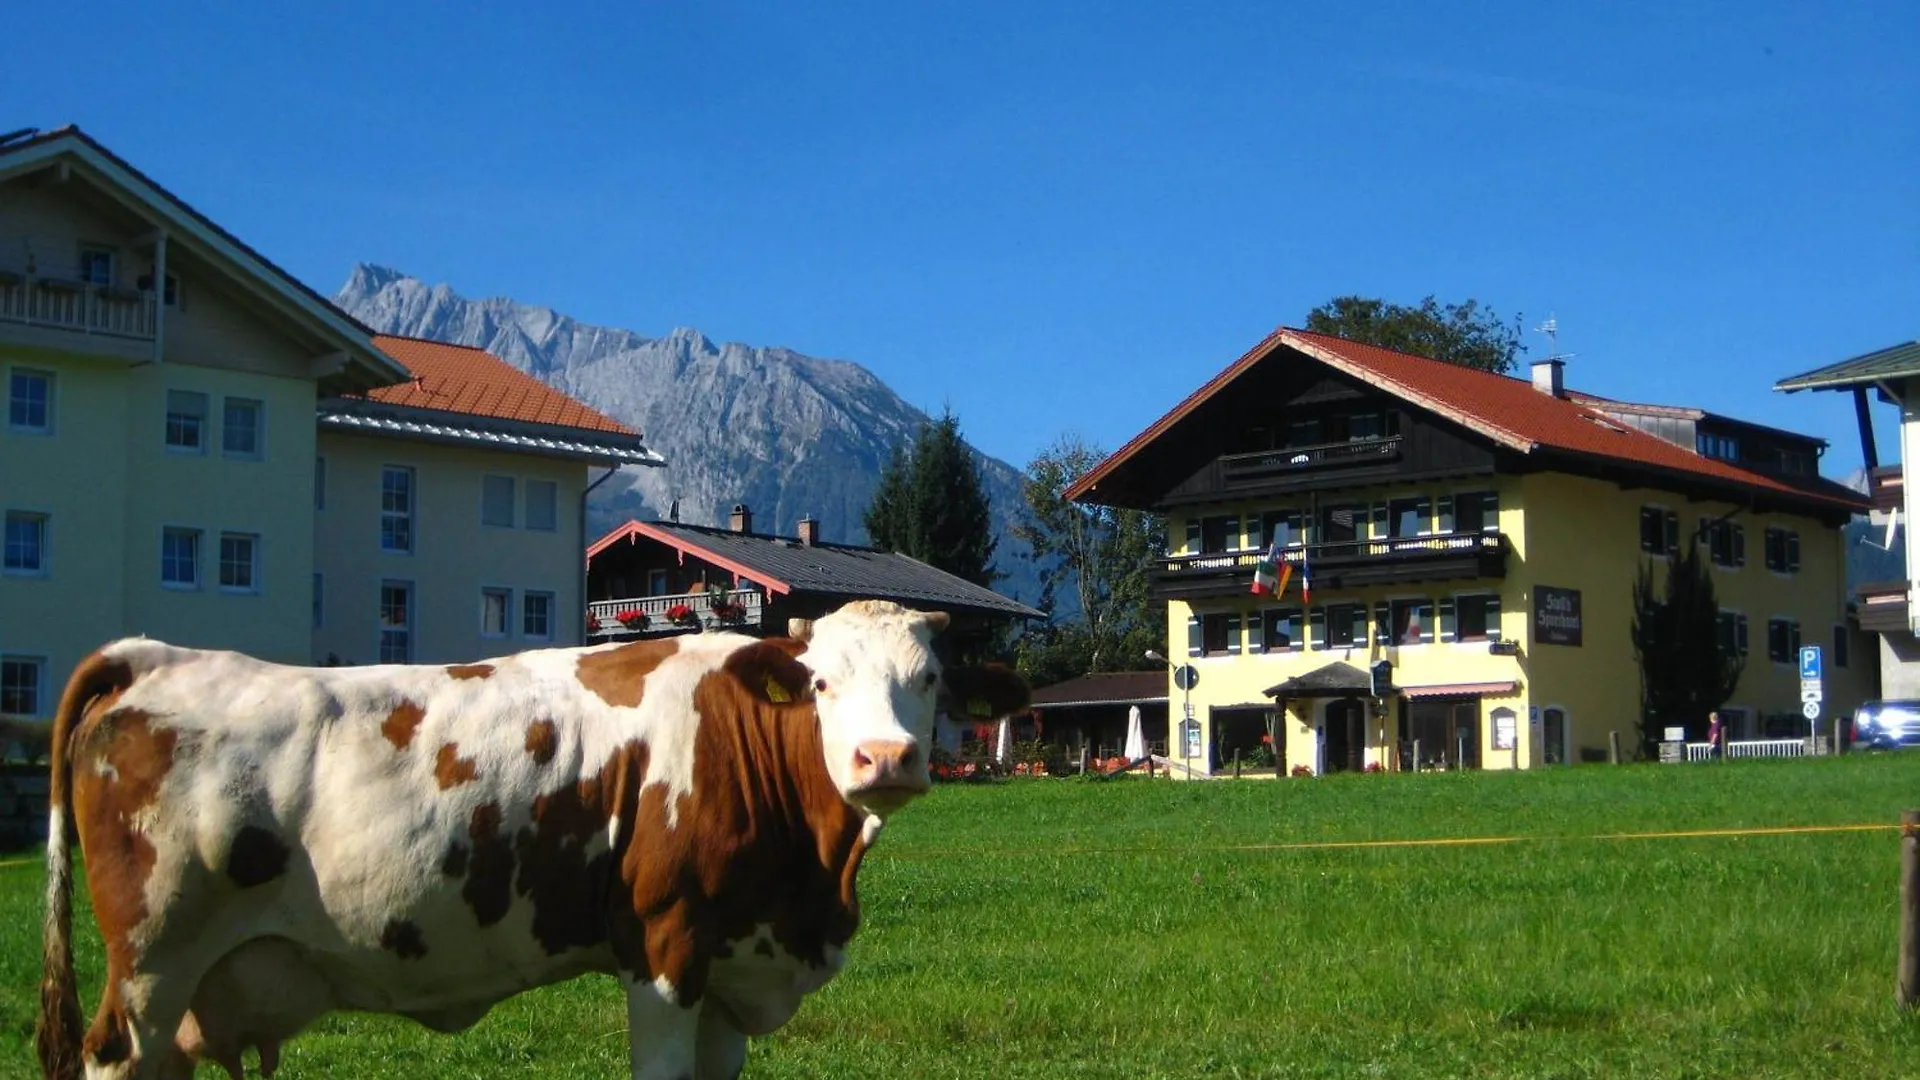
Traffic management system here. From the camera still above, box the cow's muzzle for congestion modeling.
[848,739,928,810]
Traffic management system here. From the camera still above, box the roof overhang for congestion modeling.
[319,398,666,468]
[0,128,407,391]
[1775,342,1920,395]
[585,520,793,592]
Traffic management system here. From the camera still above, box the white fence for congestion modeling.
[1685,739,1809,762]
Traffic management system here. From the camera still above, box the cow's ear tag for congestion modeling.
[967,699,993,718]
[765,676,792,703]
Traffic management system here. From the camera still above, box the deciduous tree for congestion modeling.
[1305,295,1525,374]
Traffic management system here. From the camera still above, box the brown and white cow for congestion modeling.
[36,599,1028,1080]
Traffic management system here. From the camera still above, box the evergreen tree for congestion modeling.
[862,409,999,587]
[1631,543,1745,758]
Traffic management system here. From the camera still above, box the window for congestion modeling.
[524,591,555,640]
[165,390,208,451]
[526,480,559,532]
[481,588,511,637]
[314,457,327,511]
[1320,504,1364,545]
[1387,496,1432,539]
[1,656,45,716]
[380,582,413,663]
[1345,411,1393,441]
[1190,515,1240,555]
[9,369,54,433]
[218,533,258,592]
[1262,608,1304,651]
[161,527,201,587]
[1699,519,1745,569]
[4,511,47,574]
[1285,418,1321,447]
[136,271,181,307]
[1639,507,1679,556]
[1764,528,1801,574]
[1260,509,1305,550]
[312,573,324,629]
[1717,612,1750,659]
[381,467,415,553]
[1766,618,1801,664]
[647,569,670,596]
[1381,598,1435,646]
[1696,431,1741,462]
[78,247,114,286]
[1442,491,1500,535]
[1188,612,1242,657]
[1450,594,1502,642]
[481,475,516,528]
[222,398,263,458]
[1314,604,1368,649]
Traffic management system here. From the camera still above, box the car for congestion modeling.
[1852,700,1920,750]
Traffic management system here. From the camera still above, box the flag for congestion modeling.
[1300,545,1313,606]
[1250,537,1284,595]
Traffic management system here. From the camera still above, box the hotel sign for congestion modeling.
[1533,586,1583,647]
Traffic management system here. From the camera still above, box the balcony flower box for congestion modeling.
[666,603,697,626]
[616,609,648,630]
[710,600,744,622]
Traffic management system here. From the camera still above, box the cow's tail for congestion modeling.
[37,649,134,1080]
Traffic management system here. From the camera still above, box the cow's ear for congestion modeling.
[940,663,1030,720]
[788,618,814,643]
[723,640,814,705]
[921,610,951,635]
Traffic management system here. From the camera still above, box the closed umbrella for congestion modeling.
[1123,705,1146,761]
[995,717,1013,765]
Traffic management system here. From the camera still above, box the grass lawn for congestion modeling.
[6,754,1920,1078]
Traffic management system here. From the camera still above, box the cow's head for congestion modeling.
[793,600,1028,817]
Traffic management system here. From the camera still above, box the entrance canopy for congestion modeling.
[1263,661,1394,700]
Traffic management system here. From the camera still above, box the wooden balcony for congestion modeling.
[587,588,766,637]
[1870,466,1902,514]
[1153,531,1508,600]
[1219,436,1403,488]
[0,272,157,341]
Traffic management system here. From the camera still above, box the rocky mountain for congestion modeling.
[334,265,1040,603]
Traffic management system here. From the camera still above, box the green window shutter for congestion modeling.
[1185,519,1201,554]
[1310,608,1327,649]
[1246,611,1264,652]
[1437,495,1455,534]
[1373,602,1391,646]
[1483,490,1500,532]
[1787,532,1800,572]
[1187,615,1202,658]
[1438,598,1456,642]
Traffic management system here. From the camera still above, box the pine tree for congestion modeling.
[1631,543,1745,757]
[862,409,998,587]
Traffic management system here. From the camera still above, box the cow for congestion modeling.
[36,599,1029,1080]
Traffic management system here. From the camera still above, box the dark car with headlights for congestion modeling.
[1853,700,1920,750]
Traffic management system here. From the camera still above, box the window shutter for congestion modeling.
[1665,512,1679,554]
[1437,495,1455,534]
[1187,615,1202,657]
[1483,491,1500,532]
[1737,614,1749,656]
[1351,605,1369,647]
[1732,524,1745,567]
[1438,598,1456,643]
[1698,517,1712,549]
[1374,602,1391,646]
[1310,608,1327,649]
[1227,614,1243,654]
[1787,532,1800,572]
[1247,514,1264,552]
[1247,612,1265,652]
[1639,508,1653,552]
[1225,515,1242,552]
[1370,504,1388,539]
[1185,519,1201,555]
[1421,602,1437,644]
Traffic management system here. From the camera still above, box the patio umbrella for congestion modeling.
[1123,705,1146,760]
[995,717,1013,764]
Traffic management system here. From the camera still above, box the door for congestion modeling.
[1407,698,1482,770]
[1543,707,1568,766]
[1323,698,1365,773]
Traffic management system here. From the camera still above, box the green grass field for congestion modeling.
[7,755,1920,1079]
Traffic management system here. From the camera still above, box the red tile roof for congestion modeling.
[1067,327,1864,513]
[366,335,638,437]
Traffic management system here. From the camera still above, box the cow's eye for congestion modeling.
[923,672,939,690]
[814,678,829,694]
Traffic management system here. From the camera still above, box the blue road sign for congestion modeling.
[1799,645,1822,682]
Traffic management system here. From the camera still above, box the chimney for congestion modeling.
[797,515,819,546]
[729,503,752,533]
[1530,359,1565,398]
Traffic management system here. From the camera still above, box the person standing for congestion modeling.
[1707,710,1723,760]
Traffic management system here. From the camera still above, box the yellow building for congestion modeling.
[0,127,660,718]
[1067,328,1871,773]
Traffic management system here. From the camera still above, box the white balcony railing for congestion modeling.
[0,272,157,340]
[587,589,765,636]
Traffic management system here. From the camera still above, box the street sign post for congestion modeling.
[1799,645,1824,734]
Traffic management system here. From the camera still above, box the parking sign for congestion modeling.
[1799,645,1822,682]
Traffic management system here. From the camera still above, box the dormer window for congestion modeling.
[1696,431,1741,462]
[78,247,114,287]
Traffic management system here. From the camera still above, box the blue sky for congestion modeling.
[10,2,1916,477]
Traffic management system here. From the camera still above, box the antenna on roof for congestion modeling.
[1533,314,1577,365]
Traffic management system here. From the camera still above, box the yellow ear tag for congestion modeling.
[967,698,993,718]
[765,677,792,703]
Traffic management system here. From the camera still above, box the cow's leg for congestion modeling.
[694,1005,747,1080]
[623,975,702,1080]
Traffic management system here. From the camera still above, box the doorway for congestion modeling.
[1407,698,1481,770]
[1543,707,1568,766]
[1323,697,1366,773]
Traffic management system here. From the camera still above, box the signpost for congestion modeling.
[1800,645,1824,734]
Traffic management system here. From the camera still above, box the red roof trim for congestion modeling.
[584,520,794,595]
